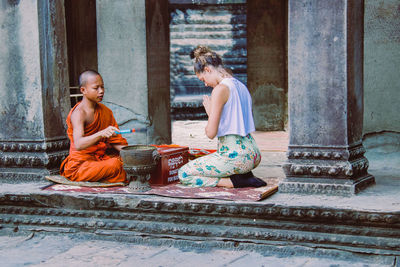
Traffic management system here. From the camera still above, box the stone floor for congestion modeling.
[172,120,289,152]
[0,121,399,266]
[0,233,392,267]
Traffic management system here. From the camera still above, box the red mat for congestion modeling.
[43,179,279,202]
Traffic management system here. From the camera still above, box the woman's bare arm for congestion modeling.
[204,84,229,139]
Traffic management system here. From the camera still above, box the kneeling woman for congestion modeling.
[178,46,266,188]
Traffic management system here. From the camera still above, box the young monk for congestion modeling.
[178,46,266,188]
[60,70,128,183]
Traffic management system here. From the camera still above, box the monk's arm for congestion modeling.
[71,110,119,151]
[111,144,126,152]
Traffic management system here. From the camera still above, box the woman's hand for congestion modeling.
[203,95,211,116]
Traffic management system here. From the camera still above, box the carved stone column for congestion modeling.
[280,0,375,195]
[96,0,171,145]
[0,1,70,182]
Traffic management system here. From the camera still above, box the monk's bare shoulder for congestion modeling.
[70,104,86,127]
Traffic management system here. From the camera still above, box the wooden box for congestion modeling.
[150,146,189,185]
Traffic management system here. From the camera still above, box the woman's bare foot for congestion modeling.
[216,178,234,188]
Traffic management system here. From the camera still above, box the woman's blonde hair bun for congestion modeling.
[190,45,223,73]
[191,45,213,59]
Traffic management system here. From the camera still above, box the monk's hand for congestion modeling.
[203,95,211,116]
[98,126,119,138]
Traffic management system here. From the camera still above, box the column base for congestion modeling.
[279,174,375,196]
[0,168,60,183]
[0,139,69,183]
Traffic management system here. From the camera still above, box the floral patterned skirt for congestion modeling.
[178,134,261,187]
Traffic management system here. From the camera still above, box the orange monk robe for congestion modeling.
[60,103,128,183]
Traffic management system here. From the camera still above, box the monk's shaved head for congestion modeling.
[79,70,101,88]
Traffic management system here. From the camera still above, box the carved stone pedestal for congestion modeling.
[0,139,69,182]
[125,163,157,192]
[281,144,375,195]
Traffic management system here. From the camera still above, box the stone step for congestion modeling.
[0,187,399,259]
[170,23,246,32]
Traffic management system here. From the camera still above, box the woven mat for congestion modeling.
[45,175,126,187]
[43,177,279,201]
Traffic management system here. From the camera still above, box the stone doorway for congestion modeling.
[169,0,289,132]
[169,1,248,120]
[64,0,98,108]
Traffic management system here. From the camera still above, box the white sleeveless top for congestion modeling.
[217,77,255,137]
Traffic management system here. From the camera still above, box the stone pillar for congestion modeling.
[0,1,70,182]
[247,0,287,131]
[96,0,171,145]
[280,0,375,195]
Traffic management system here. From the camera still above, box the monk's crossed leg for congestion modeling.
[75,157,127,183]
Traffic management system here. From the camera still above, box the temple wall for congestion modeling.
[363,0,400,134]
[96,0,171,145]
[247,0,287,131]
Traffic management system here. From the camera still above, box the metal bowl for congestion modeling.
[120,145,159,166]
